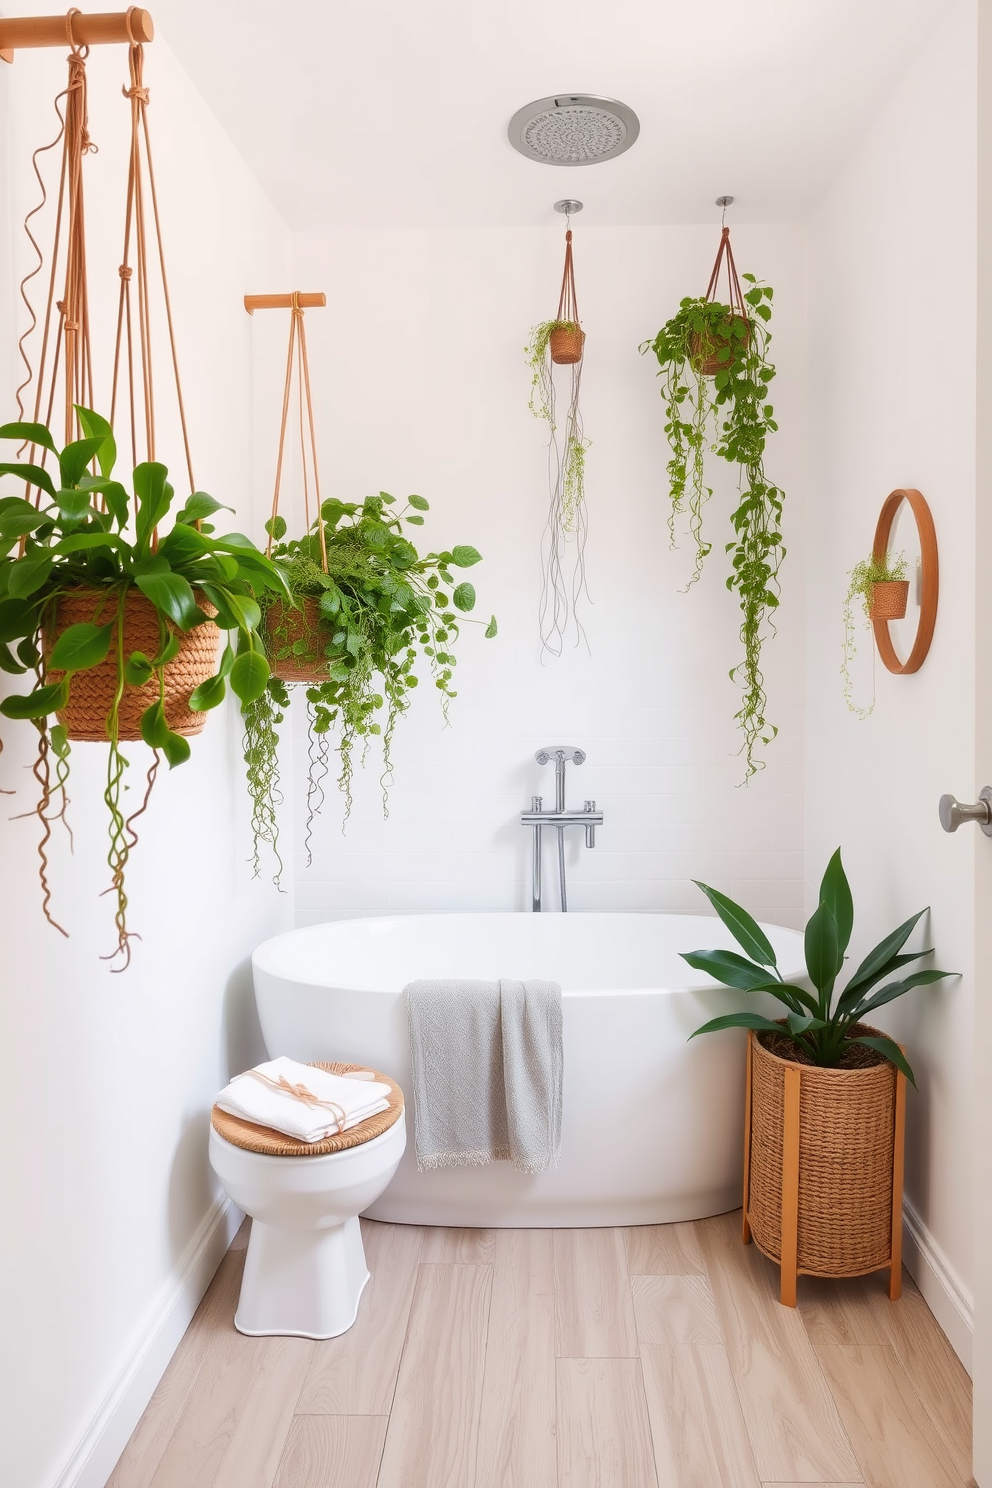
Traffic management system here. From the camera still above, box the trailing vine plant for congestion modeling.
[525,216,591,658]
[841,552,908,718]
[641,226,785,779]
[0,409,289,967]
[243,492,496,880]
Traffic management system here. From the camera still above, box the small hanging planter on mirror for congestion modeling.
[525,200,591,658]
[640,198,785,780]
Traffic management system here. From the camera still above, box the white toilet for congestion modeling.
[208,1064,406,1339]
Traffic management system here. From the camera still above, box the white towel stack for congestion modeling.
[215,1056,391,1143]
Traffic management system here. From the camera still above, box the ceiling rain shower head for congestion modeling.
[507,94,640,167]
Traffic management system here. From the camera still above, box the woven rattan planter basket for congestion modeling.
[264,597,331,683]
[690,316,751,375]
[743,1024,906,1307]
[549,325,585,365]
[44,587,220,742]
[869,580,910,621]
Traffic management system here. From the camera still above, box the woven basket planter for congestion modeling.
[690,315,751,375]
[869,580,910,621]
[264,597,331,683]
[44,587,220,742]
[743,1024,906,1306]
[550,325,585,365]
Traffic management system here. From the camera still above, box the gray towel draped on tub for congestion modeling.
[404,979,563,1174]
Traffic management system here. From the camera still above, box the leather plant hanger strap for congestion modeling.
[704,225,747,317]
[111,15,196,511]
[266,293,328,571]
[556,229,579,324]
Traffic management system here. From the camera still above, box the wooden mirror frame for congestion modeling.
[870,488,938,675]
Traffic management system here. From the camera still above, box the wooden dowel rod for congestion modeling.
[0,9,153,59]
[244,293,327,315]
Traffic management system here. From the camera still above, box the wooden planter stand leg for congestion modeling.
[780,1065,802,1307]
[742,1031,753,1244]
[889,1069,907,1300]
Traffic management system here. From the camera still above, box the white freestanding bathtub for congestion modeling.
[251,912,805,1228]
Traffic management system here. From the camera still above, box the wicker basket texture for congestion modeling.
[265,597,330,683]
[550,326,585,365]
[869,580,910,621]
[45,587,220,742]
[690,315,750,375]
[747,1025,896,1277]
[211,1061,404,1157]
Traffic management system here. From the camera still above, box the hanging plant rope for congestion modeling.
[641,207,785,780]
[525,212,591,658]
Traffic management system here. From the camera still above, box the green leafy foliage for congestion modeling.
[0,409,287,968]
[244,492,494,880]
[641,281,784,779]
[683,848,956,1083]
[841,551,909,718]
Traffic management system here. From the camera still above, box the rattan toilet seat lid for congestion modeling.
[211,1062,405,1158]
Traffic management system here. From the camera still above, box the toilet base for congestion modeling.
[234,1213,370,1339]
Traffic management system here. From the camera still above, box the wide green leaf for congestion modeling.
[0,595,41,642]
[0,421,57,454]
[52,532,124,554]
[818,848,854,957]
[213,590,261,634]
[177,491,231,525]
[158,523,210,566]
[0,497,51,538]
[161,729,191,768]
[408,494,430,511]
[841,911,927,1002]
[0,642,26,674]
[48,621,113,672]
[56,488,97,521]
[134,569,203,631]
[59,436,106,487]
[189,672,227,711]
[485,614,498,638]
[230,649,270,703]
[680,948,775,990]
[139,699,169,749]
[0,463,57,500]
[804,899,842,1000]
[849,1035,916,1086]
[123,651,155,686]
[0,679,66,719]
[848,967,955,1021]
[691,880,777,967]
[74,407,117,478]
[450,545,482,568]
[786,1012,828,1035]
[134,462,172,551]
[688,1013,787,1039]
[452,582,476,613]
[7,553,53,598]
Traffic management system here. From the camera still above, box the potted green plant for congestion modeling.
[682,851,954,1302]
[641,276,784,779]
[243,491,496,880]
[0,409,290,967]
[841,552,910,716]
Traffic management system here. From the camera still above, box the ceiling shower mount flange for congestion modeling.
[716,195,735,208]
[554,199,583,215]
[508,94,640,166]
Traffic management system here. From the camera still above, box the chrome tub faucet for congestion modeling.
[521,746,603,912]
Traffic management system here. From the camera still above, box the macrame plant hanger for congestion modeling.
[6,8,197,965]
[536,199,589,661]
[244,289,328,867]
[698,195,747,374]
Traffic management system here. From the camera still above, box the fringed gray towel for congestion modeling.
[404,978,563,1174]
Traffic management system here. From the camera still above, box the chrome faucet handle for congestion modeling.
[535,746,586,766]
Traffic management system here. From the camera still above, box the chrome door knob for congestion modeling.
[939,786,992,836]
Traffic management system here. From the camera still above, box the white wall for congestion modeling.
[806,7,977,1364]
[0,27,292,1488]
[287,225,807,929]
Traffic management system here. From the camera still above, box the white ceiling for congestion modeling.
[154,0,951,230]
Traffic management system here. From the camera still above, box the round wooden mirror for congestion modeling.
[870,488,938,675]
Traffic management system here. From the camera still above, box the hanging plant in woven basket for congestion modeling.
[641,208,785,779]
[0,32,285,968]
[525,208,591,658]
[243,295,496,883]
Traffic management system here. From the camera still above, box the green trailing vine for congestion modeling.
[242,491,495,879]
[841,552,908,718]
[641,277,784,779]
[0,408,289,967]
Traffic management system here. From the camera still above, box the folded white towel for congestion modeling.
[215,1056,391,1143]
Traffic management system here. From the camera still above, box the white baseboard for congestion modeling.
[902,1196,974,1375]
[50,1195,243,1488]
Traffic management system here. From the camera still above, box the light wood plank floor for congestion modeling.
[107,1210,973,1488]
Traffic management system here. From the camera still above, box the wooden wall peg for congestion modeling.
[244,293,327,315]
[0,9,153,61]
[870,487,939,675]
